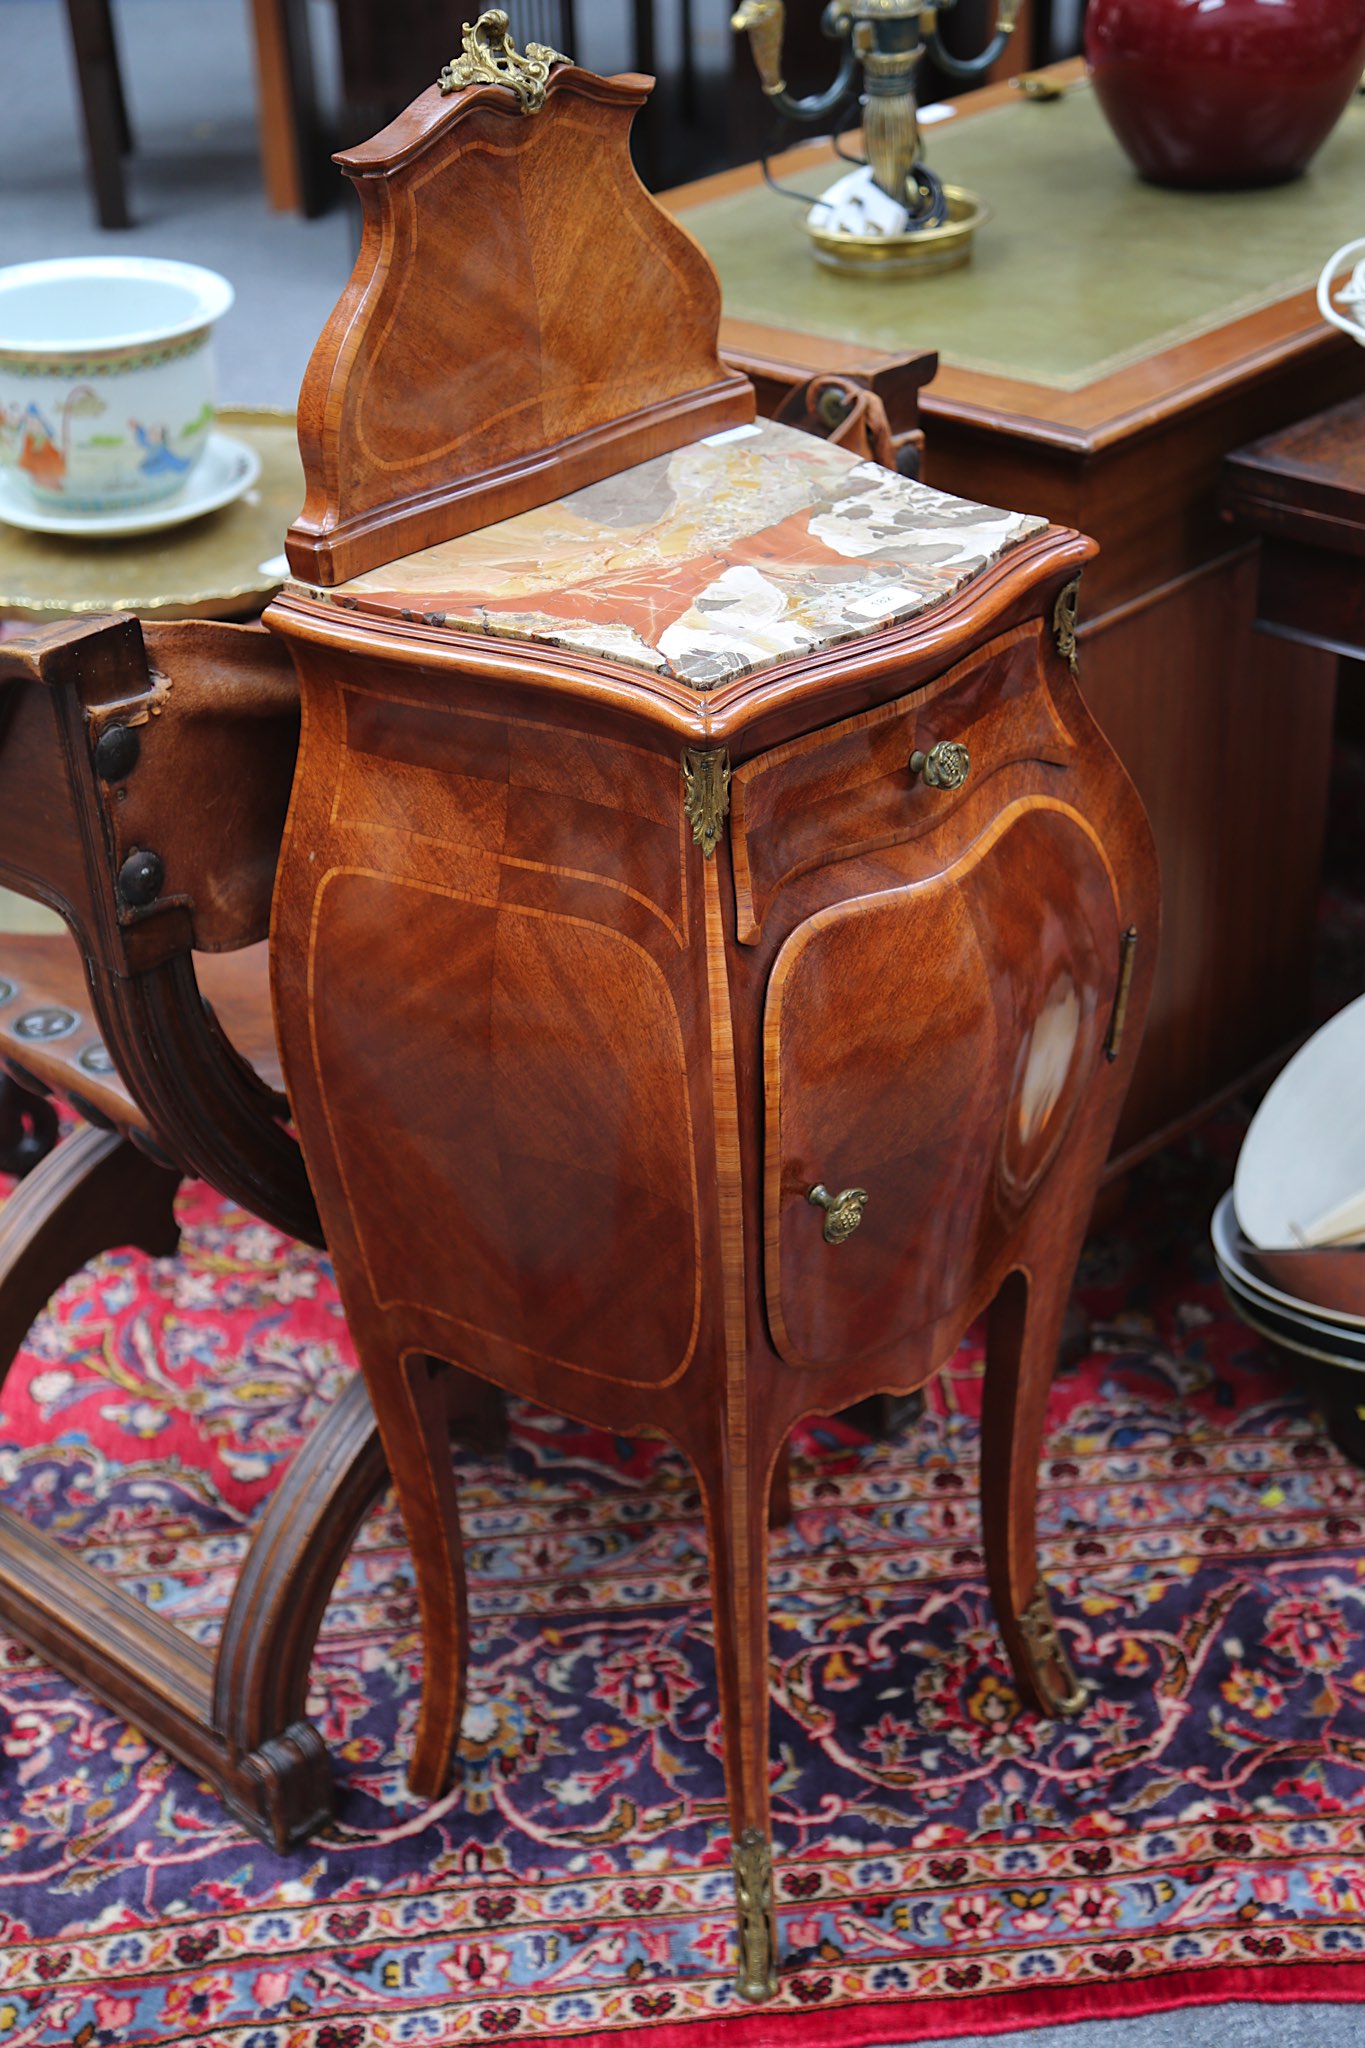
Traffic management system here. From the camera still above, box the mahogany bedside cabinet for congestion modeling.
[264,12,1160,1998]
[0,612,502,1844]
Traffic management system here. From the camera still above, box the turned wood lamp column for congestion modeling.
[266,11,1159,2000]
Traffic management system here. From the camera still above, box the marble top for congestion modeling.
[305,419,1046,690]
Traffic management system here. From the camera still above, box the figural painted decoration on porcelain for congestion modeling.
[0,258,233,513]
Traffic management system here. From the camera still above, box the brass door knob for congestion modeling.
[909,740,970,790]
[808,1183,869,1243]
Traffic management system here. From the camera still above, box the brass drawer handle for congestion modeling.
[808,1183,869,1244]
[910,740,970,790]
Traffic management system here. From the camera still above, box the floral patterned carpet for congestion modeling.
[3,1095,1365,2047]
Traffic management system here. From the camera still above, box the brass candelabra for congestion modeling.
[733,0,1020,275]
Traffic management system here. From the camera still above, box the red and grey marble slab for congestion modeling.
[296,419,1047,689]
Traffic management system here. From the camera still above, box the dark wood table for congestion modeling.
[667,67,1365,1168]
[1223,390,1365,666]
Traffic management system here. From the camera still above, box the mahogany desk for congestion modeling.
[668,68,1365,1165]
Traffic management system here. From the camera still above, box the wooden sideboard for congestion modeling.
[668,68,1365,1164]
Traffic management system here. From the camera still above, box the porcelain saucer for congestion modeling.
[0,431,262,539]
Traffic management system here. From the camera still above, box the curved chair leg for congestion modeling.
[981,1262,1087,1719]
[0,1150,502,1849]
[0,1358,391,1849]
[212,1368,389,1845]
[212,1355,507,1843]
[0,1131,380,1844]
[0,1121,180,1377]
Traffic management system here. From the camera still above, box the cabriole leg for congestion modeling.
[214,1357,506,1845]
[364,1343,470,1800]
[981,1264,1086,1718]
[699,1427,781,2002]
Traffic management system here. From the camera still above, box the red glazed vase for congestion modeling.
[1085,0,1365,188]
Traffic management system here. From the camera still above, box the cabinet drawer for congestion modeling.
[731,623,1074,943]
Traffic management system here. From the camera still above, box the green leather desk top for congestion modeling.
[676,89,1365,393]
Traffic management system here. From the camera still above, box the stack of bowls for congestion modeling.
[1213,992,1365,1460]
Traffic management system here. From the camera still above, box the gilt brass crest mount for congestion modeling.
[438,10,567,114]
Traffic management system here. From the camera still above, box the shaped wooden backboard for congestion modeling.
[285,14,756,586]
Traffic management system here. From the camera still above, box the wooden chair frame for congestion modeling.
[0,613,388,1845]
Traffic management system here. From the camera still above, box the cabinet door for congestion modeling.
[764,803,1120,1371]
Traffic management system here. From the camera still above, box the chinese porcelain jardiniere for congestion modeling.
[1085,0,1365,189]
[0,257,233,513]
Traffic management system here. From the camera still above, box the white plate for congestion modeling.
[1233,990,1365,1252]
[0,431,262,539]
[1212,1191,1365,1332]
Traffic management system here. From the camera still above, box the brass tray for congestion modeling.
[0,407,303,623]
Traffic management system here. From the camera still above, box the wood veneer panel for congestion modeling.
[309,872,703,1389]
[731,624,1074,944]
[288,66,753,584]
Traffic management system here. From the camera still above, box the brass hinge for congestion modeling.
[682,746,731,860]
[1104,926,1139,1062]
[1053,576,1081,676]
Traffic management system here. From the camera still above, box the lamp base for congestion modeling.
[804,183,988,278]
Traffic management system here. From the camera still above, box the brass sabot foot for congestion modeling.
[732,1826,779,2002]
[1018,1579,1087,1718]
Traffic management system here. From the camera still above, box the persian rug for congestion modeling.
[3,1111,1365,2045]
